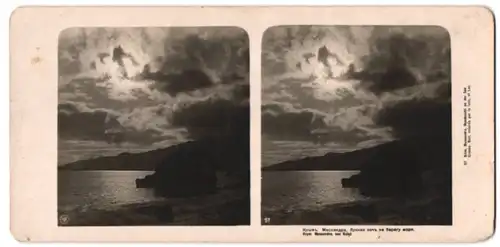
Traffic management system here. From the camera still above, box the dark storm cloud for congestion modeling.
[337,27,453,140]
[170,99,249,140]
[261,103,372,144]
[351,66,418,95]
[260,26,451,152]
[347,30,450,95]
[139,31,249,96]
[355,29,452,139]
[58,102,165,145]
[60,27,249,96]
[136,29,251,140]
[375,99,451,139]
[174,33,249,75]
[142,69,214,96]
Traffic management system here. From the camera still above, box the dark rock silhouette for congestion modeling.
[135,174,155,188]
[60,133,250,199]
[341,174,361,188]
[264,136,451,200]
[151,134,249,198]
[151,140,218,197]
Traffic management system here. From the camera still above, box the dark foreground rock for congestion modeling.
[341,174,361,188]
[144,134,249,198]
[344,136,451,200]
[265,136,451,200]
[135,174,155,188]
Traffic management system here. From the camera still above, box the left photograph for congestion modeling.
[57,27,250,226]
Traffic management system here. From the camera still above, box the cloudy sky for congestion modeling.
[261,26,451,166]
[58,27,249,165]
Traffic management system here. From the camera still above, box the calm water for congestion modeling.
[58,171,160,212]
[262,171,367,212]
[58,170,242,213]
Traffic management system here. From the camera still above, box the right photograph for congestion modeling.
[261,26,451,225]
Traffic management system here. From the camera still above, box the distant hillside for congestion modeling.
[59,148,168,171]
[59,135,249,172]
[262,143,385,171]
[263,137,451,171]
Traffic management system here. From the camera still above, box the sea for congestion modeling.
[58,171,161,212]
[261,171,367,212]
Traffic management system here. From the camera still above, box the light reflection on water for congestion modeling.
[262,171,367,212]
[58,170,159,212]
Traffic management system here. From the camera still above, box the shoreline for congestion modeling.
[262,196,451,226]
[59,188,250,226]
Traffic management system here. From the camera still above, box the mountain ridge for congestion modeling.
[59,134,249,172]
[262,141,393,171]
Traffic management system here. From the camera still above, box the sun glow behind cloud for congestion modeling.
[58,27,249,164]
